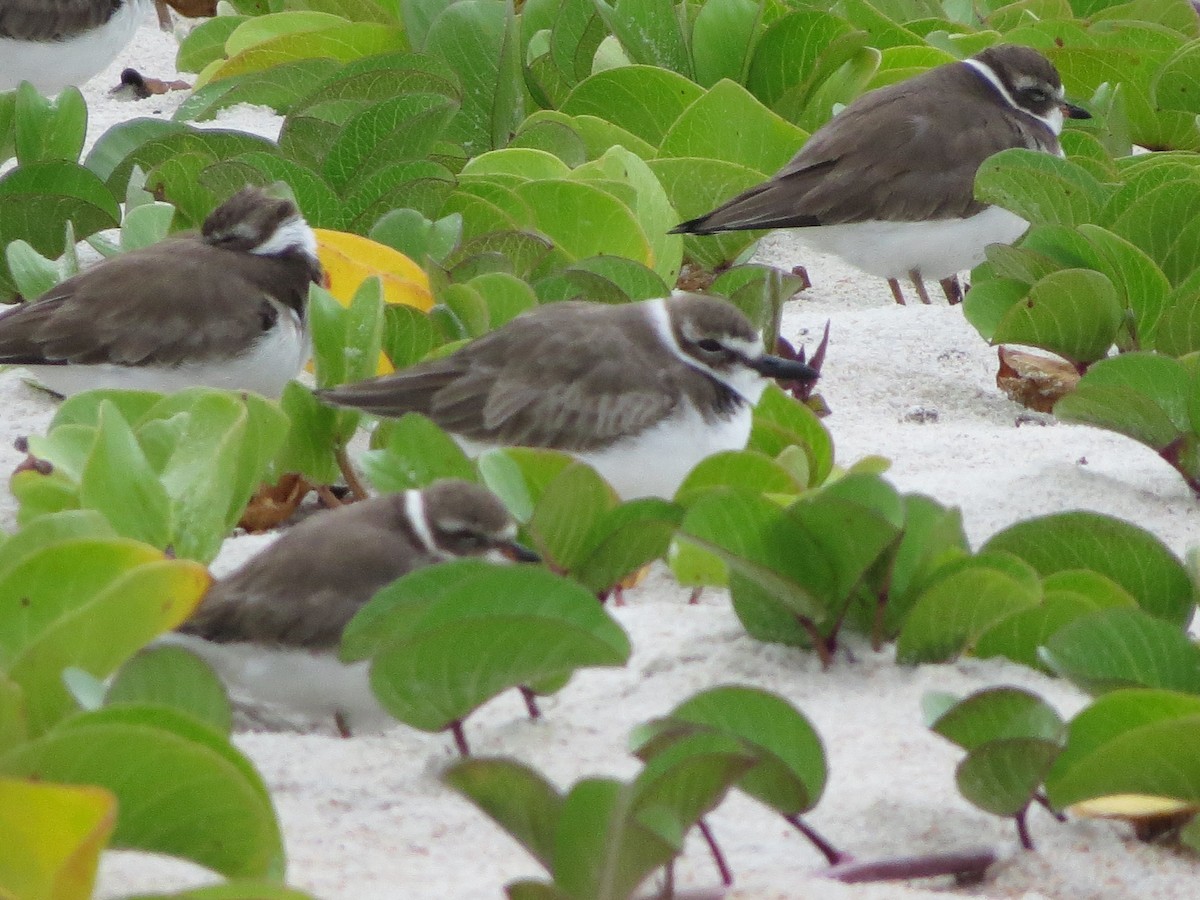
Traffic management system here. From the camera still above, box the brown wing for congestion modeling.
[182,501,427,650]
[674,63,1056,233]
[320,302,681,452]
[0,0,123,40]
[0,238,307,367]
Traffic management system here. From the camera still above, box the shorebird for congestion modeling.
[0,0,154,94]
[0,185,322,399]
[317,293,819,500]
[168,479,537,735]
[672,44,1090,305]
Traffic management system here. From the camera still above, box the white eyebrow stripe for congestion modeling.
[405,490,445,557]
[963,58,1063,135]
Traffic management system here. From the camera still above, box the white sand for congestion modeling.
[2,15,1198,900]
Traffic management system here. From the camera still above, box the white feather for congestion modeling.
[21,304,310,399]
[157,632,394,735]
[791,205,1031,282]
[0,0,151,94]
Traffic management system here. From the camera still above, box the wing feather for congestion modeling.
[321,303,681,451]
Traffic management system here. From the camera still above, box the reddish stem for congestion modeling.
[697,818,733,886]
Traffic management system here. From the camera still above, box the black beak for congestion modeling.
[1062,102,1091,120]
[500,541,541,563]
[749,354,820,382]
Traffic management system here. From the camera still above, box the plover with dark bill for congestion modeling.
[673,45,1090,305]
[318,292,819,500]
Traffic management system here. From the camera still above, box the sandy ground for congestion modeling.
[3,14,1199,900]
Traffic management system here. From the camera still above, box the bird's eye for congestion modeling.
[447,531,485,549]
[1023,88,1047,104]
[696,338,723,353]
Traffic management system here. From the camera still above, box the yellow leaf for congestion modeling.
[314,229,434,374]
[1069,793,1199,820]
[0,778,116,900]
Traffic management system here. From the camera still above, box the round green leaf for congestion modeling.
[896,565,1040,664]
[656,685,826,816]
[975,148,1110,227]
[105,646,232,735]
[1048,689,1200,808]
[0,705,283,878]
[991,268,1122,367]
[561,66,703,146]
[982,511,1194,626]
[957,738,1060,817]
[927,686,1065,751]
[1039,607,1200,695]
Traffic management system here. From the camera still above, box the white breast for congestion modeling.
[22,306,310,400]
[795,205,1031,281]
[459,400,754,501]
[0,0,150,94]
[157,632,394,735]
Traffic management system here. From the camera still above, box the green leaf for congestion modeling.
[569,146,682,284]
[176,16,248,75]
[14,84,86,166]
[0,162,120,298]
[443,758,563,870]
[515,179,652,268]
[1039,607,1200,695]
[79,403,173,550]
[105,645,232,735]
[0,706,283,878]
[878,494,968,634]
[551,778,673,900]
[746,10,864,117]
[561,66,703,145]
[982,511,1195,626]
[425,1,522,155]
[749,385,834,487]
[1055,352,1192,449]
[5,239,61,300]
[477,448,576,524]
[0,539,208,734]
[957,738,1060,817]
[896,565,1041,664]
[635,685,826,816]
[529,462,615,571]
[1047,689,1200,808]
[208,23,407,81]
[678,489,834,625]
[1107,178,1200,286]
[691,0,768,87]
[675,450,803,504]
[360,414,475,492]
[975,148,1110,227]
[660,79,806,176]
[646,156,763,268]
[1076,224,1171,349]
[591,0,691,76]
[989,269,1122,367]
[926,686,1065,751]
[347,562,630,732]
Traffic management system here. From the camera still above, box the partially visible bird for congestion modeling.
[317,292,819,501]
[167,479,537,735]
[672,44,1091,305]
[0,185,323,399]
[0,0,153,94]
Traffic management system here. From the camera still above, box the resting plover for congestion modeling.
[168,479,537,735]
[318,293,819,500]
[673,45,1090,304]
[0,185,322,399]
